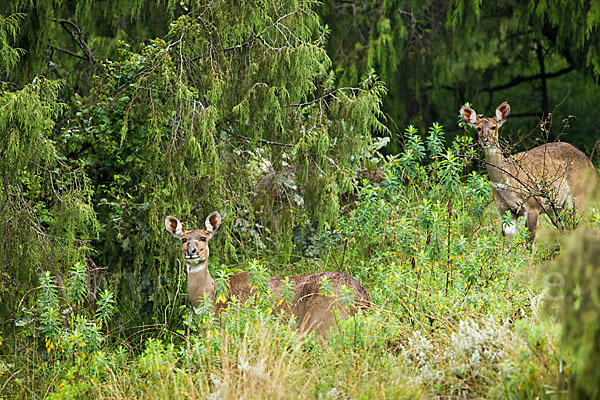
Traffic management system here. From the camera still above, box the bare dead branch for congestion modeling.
[484,64,576,92]
[53,18,96,63]
[49,45,88,61]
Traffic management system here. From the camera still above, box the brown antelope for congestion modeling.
[165,212,370,337]
[460,102,596,242]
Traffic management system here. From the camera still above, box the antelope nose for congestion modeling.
[187,246,196,256]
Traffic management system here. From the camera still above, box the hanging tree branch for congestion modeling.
[49,45,88,61]
[188,8,306,62]
[53,18,96,63]
[430,64,576,94]
[484,63,575,92]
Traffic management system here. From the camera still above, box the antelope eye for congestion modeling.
[476,127,482,131]
[181,238,188,243]
[491,126,496,130]
[200,237,207,242]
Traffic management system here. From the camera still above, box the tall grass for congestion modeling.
[2,123,597,398]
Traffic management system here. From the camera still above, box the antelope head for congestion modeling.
[165,212,222,268]
[460,102,511,148]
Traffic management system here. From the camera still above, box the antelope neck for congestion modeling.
[483,144,509,183]
[185,259,215,307]
[186,259,209,274]
[185,259,213,283]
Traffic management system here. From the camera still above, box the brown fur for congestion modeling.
[460,102,596,242]
[165,213,371,338]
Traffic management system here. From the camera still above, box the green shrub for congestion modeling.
[17,263,115,360]
[6,122,586,399]
[547,229,600,399]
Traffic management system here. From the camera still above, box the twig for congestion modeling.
[233,133,294,148]
[289,87,365,107]
[49,45,88,61]
[457,150,568,230]
[53,18,96,63]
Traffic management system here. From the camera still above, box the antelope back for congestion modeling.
[165,211,371,338]
[459,101,596,242]
[213,270,371,338]
[270,271,371,337]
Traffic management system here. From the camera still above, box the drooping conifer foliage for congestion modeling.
[321,0,600,151]
[1,1,599,398]
[1,1,387,327]
[0,73,97,321]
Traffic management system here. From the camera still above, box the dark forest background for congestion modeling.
[2,1,600,397]
[2,0,599,329]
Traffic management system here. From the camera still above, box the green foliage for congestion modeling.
[96,289,116,325]
[16,263,114,367]
[278,277,295,308]
[66,262,87,306]
[489,320,569,399]
[321,0,600,151]
[248,259,271,296]
[592,207,600,230]
[1,0,176,86]
[0,13,24,74]
[0,76,98,326]
[547,229,600,398]
[319,275,334,297]
[213,267,232,305]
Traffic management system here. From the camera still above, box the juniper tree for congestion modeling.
[321,0,600,151]
[0,72,98,322]
[1,2,387,327]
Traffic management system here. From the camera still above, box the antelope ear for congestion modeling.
[205,211,222,238]
[165,216,185,239]
[495,102,510,127]
[460,106,479,128]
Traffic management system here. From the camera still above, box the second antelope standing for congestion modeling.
[460,102,596,242]
[165,212,370,338]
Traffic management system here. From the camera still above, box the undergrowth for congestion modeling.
[1,123,596,399]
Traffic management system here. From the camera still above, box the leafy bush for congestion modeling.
[4,121,593,399]
[16,263,115,361]
[312,124,534,326]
